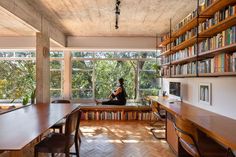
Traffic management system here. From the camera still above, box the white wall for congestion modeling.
[163,77,236,120]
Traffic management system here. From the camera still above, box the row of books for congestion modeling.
[170,44,197,62]
[199,0,216,13]
[175,27,198,45]
[171,62,197,75]
[199,26,236,53]
[173,9,198,32]
[81,111,154,120]
[162,56,170,65]
[198,52,236,73]
[199,5,236,33]
[161,67,170,77]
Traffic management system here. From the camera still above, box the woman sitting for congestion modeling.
[96,78,127,105]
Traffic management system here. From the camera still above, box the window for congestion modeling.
[72,52,94,99]
[71,51,161,101]
[0,51,36,102]
[50,52,64,99]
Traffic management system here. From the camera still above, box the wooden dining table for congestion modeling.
[0,103,79,157]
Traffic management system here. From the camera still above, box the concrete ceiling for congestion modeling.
[0,0,196,37]
[0,9,35,36]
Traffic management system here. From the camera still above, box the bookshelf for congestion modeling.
[80,105,154,121]
[160,0,236,78]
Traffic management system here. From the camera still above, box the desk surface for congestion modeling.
[0,103,79,150]
[148,96,236,150]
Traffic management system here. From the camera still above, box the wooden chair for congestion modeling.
[34,109,82,157]
[51,100,71,133]
[173,116,228,157]
[150,101,166,140]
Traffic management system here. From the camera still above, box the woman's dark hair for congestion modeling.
[119,78,124,85]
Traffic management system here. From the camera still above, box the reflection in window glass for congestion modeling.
[114,52,139,58]
[0,52,14,58]
[95,52,114,58]
[72,52,94,58]
[50,51,64,58]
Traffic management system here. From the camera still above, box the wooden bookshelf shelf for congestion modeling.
[171,74,196,78]
[160,1,236,78]
[171,55,197,65]
[198,72,236,77]
[172,36,199,52]
[159,0,236,47]
[199,15,236,37]
[198,43,236,59]
[200,0,236,17]
[160,49,172,56]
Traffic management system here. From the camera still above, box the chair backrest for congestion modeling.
[174,116,201,157]
[64,109,82,136]
[51,100,71,103]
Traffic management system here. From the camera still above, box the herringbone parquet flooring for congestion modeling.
[78,121,175,157]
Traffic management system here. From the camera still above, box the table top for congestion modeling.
[147,96,236,150]
[0,103,79,151]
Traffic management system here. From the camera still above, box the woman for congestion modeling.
[96,78,127,105]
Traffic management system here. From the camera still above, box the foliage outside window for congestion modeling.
[0,51,36,102]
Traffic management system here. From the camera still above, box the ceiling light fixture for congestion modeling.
[115,0,121,29]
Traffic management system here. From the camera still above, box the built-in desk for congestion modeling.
[147,96,236,154]
[0,103,79,157]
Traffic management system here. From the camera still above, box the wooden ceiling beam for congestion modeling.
[0,0,66,47]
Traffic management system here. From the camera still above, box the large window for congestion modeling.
[72,51,161,101]
[0,51,36,102]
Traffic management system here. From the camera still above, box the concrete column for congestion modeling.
[36,18,50,104]
[63,51,72,99]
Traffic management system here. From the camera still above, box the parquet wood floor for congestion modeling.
[78,121,175,157]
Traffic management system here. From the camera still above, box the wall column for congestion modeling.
[36,18,50,104]
[63,51,72,99]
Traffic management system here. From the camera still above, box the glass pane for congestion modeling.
[72,71,93,89]
[95,60,136,99]
[139,71,158,89]
[72,60,93,69]
[114,52,139,58]
[50,71,61,89]
[50,90,61,98]
[0,52,14,58]
[140,60,157,71]
[72,52,94,58]
[50,60,61,69]
[95,51,114,58]
[139,89,159,98]
[0,60,36,100]
[50,51,64,58]
[140,51,158,58]
[72,89,93,99]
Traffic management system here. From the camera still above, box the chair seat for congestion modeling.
[52,119,66,128]
[35,133,74,153]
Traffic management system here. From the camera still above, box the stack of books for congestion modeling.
[199,25,236,53]
[175,27,197,45]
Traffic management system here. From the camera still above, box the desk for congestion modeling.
[147,96,236,151]
[0,103,79,157]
